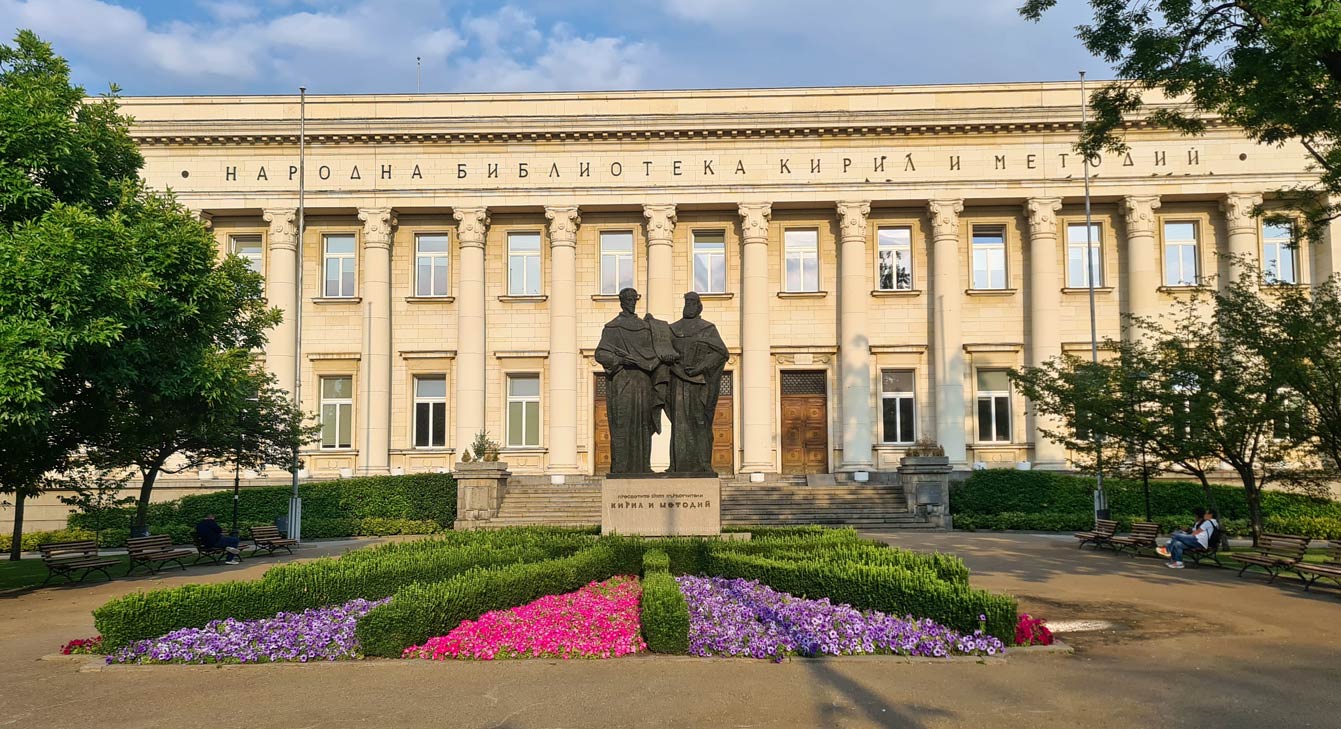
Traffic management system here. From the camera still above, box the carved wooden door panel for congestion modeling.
[780,371,828,475]
[593,375,611,474]
[711,371,734,474]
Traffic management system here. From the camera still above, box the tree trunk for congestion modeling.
[8,491,25,561]
[132,466,160,533]
[1240,468,1263,547]
[1194,471,1219,513]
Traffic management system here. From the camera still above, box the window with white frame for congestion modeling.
[1066,223,1103,288]
[1170,375,1198,439]
[692,231,727,294]
[507,232,542,296]
[976,370,1011,442]
[877,227,914,291]
[1273,387,1304,441]
[1263,222,1298,285]
[600,231,635,295]
[784,229,820,292]
[506,374,541,447]
[319,376,353,449]
[323,234,357,298]
[880,370,916,443]
[971,226,1007,290]
[1163,221,1200,286]
[415,234,450,297]
[413,375,447,448]
[230,235,264,274]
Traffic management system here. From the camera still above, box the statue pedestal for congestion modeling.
[453,461,510,530]
[601,477,721,536]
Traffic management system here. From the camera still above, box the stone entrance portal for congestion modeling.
[780,370,828,475]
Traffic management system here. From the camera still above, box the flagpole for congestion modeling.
[1080,71,1109,521]
[288,86,307,543]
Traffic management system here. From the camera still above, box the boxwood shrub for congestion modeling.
[639,549,689,654]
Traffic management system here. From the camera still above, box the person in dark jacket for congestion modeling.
[196,514,242,565]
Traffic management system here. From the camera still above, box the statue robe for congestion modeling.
[667,316,729,474]
[595,311,672,474]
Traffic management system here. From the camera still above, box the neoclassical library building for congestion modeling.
[123,81,1333,482]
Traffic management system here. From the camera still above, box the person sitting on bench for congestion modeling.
[196,514,243,565]
[1157,508,1217,569]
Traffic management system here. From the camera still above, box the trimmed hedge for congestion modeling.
[0,527,97,553]
[69,474,457,543]
[951,470,1341,538]
[639,549,690,654]
[94,528,591,649]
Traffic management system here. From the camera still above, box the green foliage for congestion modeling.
[0,527,96,553]
[468,431,501,462]
[94,528,593,649]
[639,549,689,654]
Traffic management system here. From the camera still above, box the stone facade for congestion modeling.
[117,82,1337,481]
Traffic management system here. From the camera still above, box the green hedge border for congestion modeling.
[639,549,689,654]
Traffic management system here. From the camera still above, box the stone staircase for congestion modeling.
[484,472,932,529]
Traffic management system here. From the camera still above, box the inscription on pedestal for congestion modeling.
[601,477,721,536]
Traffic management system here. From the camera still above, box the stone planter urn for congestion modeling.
[898,455,952,529]
[453,461,511,530]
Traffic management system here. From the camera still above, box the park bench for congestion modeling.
[38,540,119,586]
[1296,540,1341,593]
[191,532,230,565]
[1074,519,1118,550]
[125,535,194,576]
[1182,526,1226,567]
[1111,522,1161,556]
[1234,533,1310,583]
[248,525,297,557]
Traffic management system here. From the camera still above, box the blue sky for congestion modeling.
[0,0,1109,96]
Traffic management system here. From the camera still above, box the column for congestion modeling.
[545,205,581,481]
[262,208,299,398]
[1122,195,1162,336]
[1320,197,1341,281]
[928,199,967,467]
[454,207,490,460]
[836,200,874,474]
[643,204,677,471]
[738,202,773,476]
[1221,192,1263,287]
[358,207,396,474]
[1025,198,1066,470]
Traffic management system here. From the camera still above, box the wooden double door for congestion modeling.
[593,372,735,474]
[780,370,829,475]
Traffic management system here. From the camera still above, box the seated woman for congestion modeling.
[1157,508,1218,569]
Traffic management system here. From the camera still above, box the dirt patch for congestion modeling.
[1015,594,1236,652]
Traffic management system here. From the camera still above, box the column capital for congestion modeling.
[194,210,214,230]
[262,208,298,250]
[1220,192,1263,234]
[927,199,964,240]
[836,200,872,241]
[643,204,677,245]
[358,207,397,249]
[544,205,581,247]
[1123,195,1162,234]
[737,202,772,242]
[453,206,491,249]
[1024,197,1063,237]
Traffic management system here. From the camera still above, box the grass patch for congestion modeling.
[0,556,132,592]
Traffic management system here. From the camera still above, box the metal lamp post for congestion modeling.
[1080,71,1109,521]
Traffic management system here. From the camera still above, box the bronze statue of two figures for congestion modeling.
[595,289,728,477]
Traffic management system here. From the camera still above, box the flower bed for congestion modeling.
[404,577,645,660]
[107,598,387,664]
[677,575,1005,660]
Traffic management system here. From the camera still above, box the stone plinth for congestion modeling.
[453,461,510,530]
[898,456,952,529]
[602,477,720,536]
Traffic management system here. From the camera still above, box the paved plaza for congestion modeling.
[1,532,1337,729]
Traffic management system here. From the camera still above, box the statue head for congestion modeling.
[682,291,703,319]
[618,287,640,314]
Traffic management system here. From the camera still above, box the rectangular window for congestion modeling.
[600,231,635,295]
[323,234,357,298]
[880,370,916,444]
[971,226,1007,290]
[1263,222,1298,285]
[877,227,914,291]
[692,231,727,294]
[784,229,820,292]
[1163,221,1200,286]
[976,370,1011,442]
[507,232,542,296]
[413,375,447,448]
[506,374,541,447]
[415,234,450,297]
[319,376,353,449]
[1066,223,1103,288]
[230,235,264,274]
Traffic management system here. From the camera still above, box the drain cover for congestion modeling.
[1045,619,1118,633]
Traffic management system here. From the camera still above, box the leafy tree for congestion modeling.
[57,466,135,546]
[1021,1,1341,229]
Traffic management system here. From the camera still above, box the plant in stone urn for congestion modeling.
[905,435,946,458]
[470,431,501,463]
